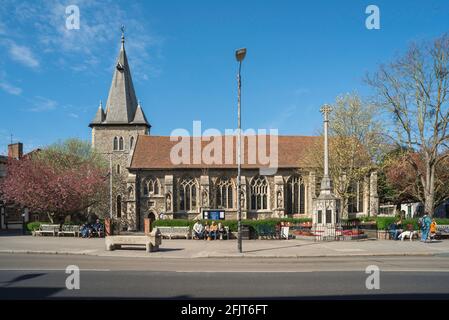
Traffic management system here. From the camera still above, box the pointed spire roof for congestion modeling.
[104,29,138,123]
[90,28,150,128]
[132,101,150,125]
[90,101,105,124]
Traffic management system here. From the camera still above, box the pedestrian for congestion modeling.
[430,219,437,241]
[420,212,432,242]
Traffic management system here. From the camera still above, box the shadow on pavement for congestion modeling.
[0,230,27,237]
[0,273,46,287]
[0,287,64,299]
[243,241,321,254]
[115,246,184,252]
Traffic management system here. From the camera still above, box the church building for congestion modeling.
[89,34,379,232]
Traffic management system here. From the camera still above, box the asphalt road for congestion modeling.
[1,253,449,299]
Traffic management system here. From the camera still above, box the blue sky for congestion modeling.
[1,0,449,154]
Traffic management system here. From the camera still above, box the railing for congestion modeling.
[289,221,377,241]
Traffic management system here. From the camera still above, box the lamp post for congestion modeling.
[235,48,246,253]
[109,152,113,220]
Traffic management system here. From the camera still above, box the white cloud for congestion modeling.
[29,96,58,112]
[8,41,39,68]
[0,81,22,95]
[0,0,162,80]
[0,70,23,95]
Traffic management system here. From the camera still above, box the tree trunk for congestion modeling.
[47,212,54,224]
[341,197,349,220]
[424,162,436,216]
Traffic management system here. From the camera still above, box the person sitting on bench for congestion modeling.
[193,220,205,239]
[80,223,93,238]
[204,222,210,240]
[93,219,104,237]
[209,221,218,240]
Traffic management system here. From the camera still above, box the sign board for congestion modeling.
[203,210,225,220]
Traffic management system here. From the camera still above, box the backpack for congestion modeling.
[418,217,424,228]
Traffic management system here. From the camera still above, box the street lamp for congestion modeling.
[236,48,246,253]
[109,152,113,220]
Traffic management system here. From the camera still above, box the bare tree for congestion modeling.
[309,93,385,218]
[367,34,449,215]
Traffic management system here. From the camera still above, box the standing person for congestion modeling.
[430,219,438,241]
[420,213,432,242]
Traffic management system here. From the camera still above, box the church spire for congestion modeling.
[89,29,150,128]
[90,100,105,124]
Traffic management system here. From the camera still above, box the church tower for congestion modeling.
[89,30,150,224]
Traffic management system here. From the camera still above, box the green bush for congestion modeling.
[359,216,376,222]
[435,218,449,225]
[153,218,312,235]
[27,221,42,231]
[375,217,449,230]
[376,217,397,230]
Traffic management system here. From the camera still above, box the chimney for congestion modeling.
[8,142,23,159]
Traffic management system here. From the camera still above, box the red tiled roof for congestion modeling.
[129,135,321,170]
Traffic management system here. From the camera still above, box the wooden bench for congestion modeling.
[58,225,80,237]
[158,226,191,239]
[34,224,60,236]
[436,225,449,239]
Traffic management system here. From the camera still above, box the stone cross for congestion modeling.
[320,104,332,186]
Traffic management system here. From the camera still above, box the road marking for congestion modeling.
[174,269,449,273]
[0,268,110,272]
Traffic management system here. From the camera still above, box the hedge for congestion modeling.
[376,217,449,230]
[154,217,449,232]
[26,221,42,232]
[153,218,312,234]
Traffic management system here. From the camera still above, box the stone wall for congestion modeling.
[91,125,147,224]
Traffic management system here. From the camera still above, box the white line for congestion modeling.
[175,269,449,273]
[0,268,110,272]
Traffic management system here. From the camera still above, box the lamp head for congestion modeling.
[235,48,247,62]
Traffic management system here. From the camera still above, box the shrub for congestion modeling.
[435,218,449,225]
[153,218,312,234]
[375,217,449,230]
[27,221,42,231]
[359,216,376,222]
[376,217,397,230]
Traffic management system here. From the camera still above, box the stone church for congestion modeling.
[90,34,379,232]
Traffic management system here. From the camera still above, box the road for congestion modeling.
[1,253,449,299]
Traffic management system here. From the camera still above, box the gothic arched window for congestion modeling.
[119,137,124,150]
[113,137,118,151]
[130,136,134,150]
[216,177,234,209]
[116,164,121,174]
[116,195,122,218]
[286,175,305,215]
[250,176,269,210]
[348,181,363,214]
[143,181,149,196]
[143,177,160,196]
[179,177,198,211]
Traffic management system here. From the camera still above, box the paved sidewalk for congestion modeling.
[1,234,449,258]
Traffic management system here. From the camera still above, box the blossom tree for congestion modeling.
[0,139,108,223]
